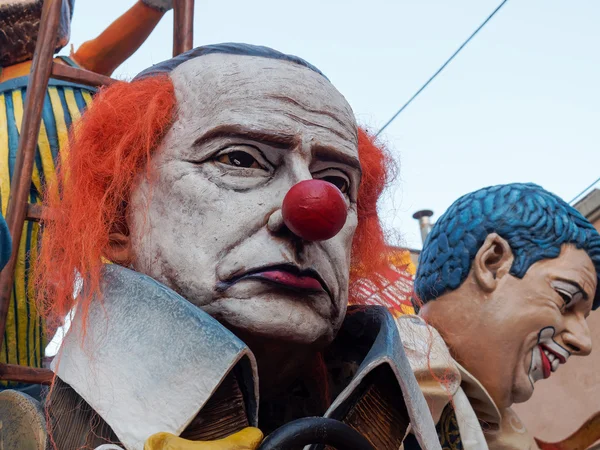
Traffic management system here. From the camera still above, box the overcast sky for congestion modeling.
[60,0,600,249]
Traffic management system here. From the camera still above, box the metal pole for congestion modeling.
[0,0,63,349]
[173,0,194,56]
[413,210,434,245]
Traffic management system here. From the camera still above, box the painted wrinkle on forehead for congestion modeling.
[168,53,358,158]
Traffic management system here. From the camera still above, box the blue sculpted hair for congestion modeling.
[415,183,600,310]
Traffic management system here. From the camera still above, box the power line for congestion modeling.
[376,0,510,136]
[569,176,600,204]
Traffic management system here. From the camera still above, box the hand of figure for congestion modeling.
[144,428,264,450]
[140,0,173,12]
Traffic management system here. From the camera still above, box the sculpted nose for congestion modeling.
[563,315,592,356]
[270,180,348,242]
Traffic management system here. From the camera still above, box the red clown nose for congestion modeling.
[282,179,348,241]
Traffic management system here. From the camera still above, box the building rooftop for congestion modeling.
[574,188,600,223]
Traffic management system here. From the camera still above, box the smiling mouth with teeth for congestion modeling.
[528,327,571,385]
[539,345,562,378]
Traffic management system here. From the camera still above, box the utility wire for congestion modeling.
[569,176,600,205]
[376,0,510,136]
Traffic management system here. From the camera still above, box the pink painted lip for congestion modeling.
[539,346,552,379]
[224,263,331,298]
[540,344,567,364]
[251,270,324,292]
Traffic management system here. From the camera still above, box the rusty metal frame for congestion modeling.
[51,62,117,88]
[0,0,194,385]
[173,0,195,56]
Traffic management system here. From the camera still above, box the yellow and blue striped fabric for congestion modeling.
[0,58,95,384]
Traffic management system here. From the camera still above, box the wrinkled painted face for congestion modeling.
[0,0,74,66]
[128,54,359,347]
[465,245,596,407]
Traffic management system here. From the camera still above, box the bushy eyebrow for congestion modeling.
[193,124,299,149]
[313,146,362,175]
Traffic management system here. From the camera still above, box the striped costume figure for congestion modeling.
[0,56,95,382]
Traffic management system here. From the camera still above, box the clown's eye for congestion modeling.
[215,145,271,172]
[218,150,262,169]
[322,176,349,193]
[313,169,351,195]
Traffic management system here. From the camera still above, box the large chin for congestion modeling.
[511,378,535,404]
[203,296,341,347]
[512,350,538,404]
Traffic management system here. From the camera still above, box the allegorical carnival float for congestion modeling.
[0,1,598,449]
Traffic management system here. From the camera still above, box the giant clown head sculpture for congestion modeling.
[36,44,392,358]
[414,183,600,411]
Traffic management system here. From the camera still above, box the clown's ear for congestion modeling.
[473,233,514,293]
[105,219,133,266]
